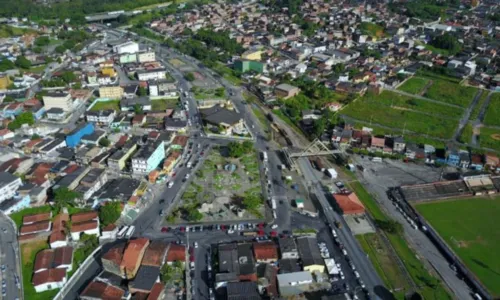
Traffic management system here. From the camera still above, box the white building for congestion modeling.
[70,220,100,241]
[33,269,67,293]
[0,129,15,141]
[0,172,22,203]
[137,68,166,81]
[46,108,66,121]
[86,110,115,125]
[113,41,139,54]
[100,224,118,241]
[43,92,74,112]
[137,51,156,63]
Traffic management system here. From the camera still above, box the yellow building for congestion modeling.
[101,67,117,78]
[99,86,124,99]
[107,143,137,171]
[0,74,11,90]
[241,49,263,61]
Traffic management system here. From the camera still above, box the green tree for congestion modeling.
[14,56,31,69]
[0,59,15,72]
[160,264,173,282]
[61,71,76,83]
[312,117,326,138]
[133,104,143,114]
[184,72,195,81]
[375,219,404,234]
[187,208,203,221]
[8,112,35,131]
[99,202,122,226]
[243,194,262,210]
[35,36,51,47]
[3,95,15,103]
[215,87,225,97]
[99,137,110,147]
[430,33,462,55]
[55,45,66,54]
[53,187,81,212]
[138,86,147,96]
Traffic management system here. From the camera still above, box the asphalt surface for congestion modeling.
[0,214,21,300]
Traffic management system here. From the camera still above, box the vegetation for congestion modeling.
[72,234,99,272]
[0,24,37,38]
[98,137,111,147]
[359,22,385,38]
[390,0,458,21]
[21,240,58,300]
[469,91,490,121]
[151,98,178,111]
[8,112,35,131]
[478,127,500,152]
[429,33,462,56]
[227,141,254,158]
[397,77,430,95]
[0,58,15,72]
[53,187,81,213]
[459,123,473,144]
[184,72,195,81]
[483,93,500,126]
[423,78,477,108]
[89,100,121,112]
[15,55,32,69]
[99,202,121,226]
[416,196,500,296]
[10,206,53,229]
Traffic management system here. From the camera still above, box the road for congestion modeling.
[0,214,21,300]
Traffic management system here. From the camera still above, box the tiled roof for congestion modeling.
[70,211,98,223]
[34,247,73,272]
[166,243,185,262]
[23,212,51,224]
[253,242,278,260]
[70,220,98,233]
[147,282,165,300]
[20,220,51,235]
[52,213,69,232]
[34,249,55,272]
[49,231,66,244]
[53,246,74,266]
[141,241,168,267]
[32,268,66,286]
[333,192,365,215]
[120,238,149,272]
[102,243,125,265]
[80,281,125,300]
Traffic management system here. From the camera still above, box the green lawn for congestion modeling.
[398,77,430,95]
[416,197,500,297]
[341,91,459,139]
[151,98,178,111]
[28,64,47,74]
[0,25,37,38]
[89,100,121,111]
[21,240,59,300]
[470,91,490,121]
[459,123,473,144]
[478,126,500,152]
[359,22,385,38]
[424,44,452,56]
[483,93,500,127]
[424,78,478,107]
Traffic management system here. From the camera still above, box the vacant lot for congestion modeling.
[416,196,500,296]
[21,240,59,300]
[341,91,459,139]
[169,58,184,67]
[398,77,430,95]
[151,98,178,111]
[470,91,490,121]
[90,100,120,111]
[478,126,500,152]
[424,78,478,107]
[483,93,500,127]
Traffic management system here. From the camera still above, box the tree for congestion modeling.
[160,264,173,282]
[133,104,143,114]
[430,33,462,55]
[243,194,262,210]
[184,72,195,81]
[312,117,326,138]
[0,59,15,72]
[53,187,81,212]
[8,112,35,130]
[35,36,50,47]
[55,45,66,54]
[98,137,110,147]
[187,208,203,221]
[61,71,76,83]
[227,141,253,158]
[99,202,122,226]
[375,219,403,234]
[215,87,225,97]
[138,86,147,96]
[14,56,31,69]
[3,95,15,103]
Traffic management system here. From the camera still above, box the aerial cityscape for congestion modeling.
[0,0,498,299]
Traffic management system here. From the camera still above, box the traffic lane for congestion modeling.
[194,243,209,300]
[0,218,20,300]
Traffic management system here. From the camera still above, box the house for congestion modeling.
[120,238,150,279]
[164,118,188,132]
[120,97,151,112]
[86,110,115,126]
[1,102,23,119]
[80,281,125,300]
[128,265,160,293]
[393,136,406,153]
[296,236,325,273]
[199,105,245,136]
[65,123,95,148]
[70,211,100,241]
[371,136,385,152]
[20,220,51,235]
[141,241,168,267]
[50,213,69,248]
[278,236,299,259]
[99,86,124,99]
[459,151,471,169]
[113,41,139,54]
[46,108,66,121]
[76,168,108,200]
[34,246,73,273]
[333,192,366,215]
[42,91,74,112]
[108,143,138,171]
[253,242,278,263]
[325,102,342,112]
[81,130,106,146]
[165,243,185,264]
[102,242,126,277]
[485,153,500,172]
[138,51,156,63]
[277,271,314,297]
[470,154,484,171]
[148,79,177,97]
[302,109,321,120]
[136,68,166,81]
[101,224,118,240]
[32,268,67,293]
[147,282,166,300]
[0,129,14,141]
[131,141,165,175]
[237,243,257,281]
[0,172,22,203]
[446,148,461,167]
[226,282,260,300]
[274,83,300,99]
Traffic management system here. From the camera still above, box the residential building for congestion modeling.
[128,265,160,293]
[34,246,73,273]
[131,141,165,175]
[278,237,299,259]
[70,211,100,241]
[76,168,108,200]
[137,51,156,63]
[274,83,300,99]
[141,241,168,267]
[296,236,325,273]
[147,283,166,300]
[108,143,138,171]
[32,268,67,293]
[199,105,245,135]
[80,281,125,300]
[113,41,139,54]
[120,238,150,279]
[99,86,124,99]
[0,172,22,203]
[42,91,74,112]
[333,192,365,215]
[20,220,51,235]
[81,130,106,146]
[277,271,314,297]
[226,282,260,300]
[86,110,115,125]
[46,107,66,121]
[164,118,188,132]
[165,243,185,264]
[253,241,278,263]
[65,123,95,148]
[148,80,176,97]
[102,242,126,277]
[137,68,166,81]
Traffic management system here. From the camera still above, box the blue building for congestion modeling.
[446,149,461,167]
[131,141,165,174]
[65,123,95,148]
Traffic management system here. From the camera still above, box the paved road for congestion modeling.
[0,215,21,300]
[297,158,385,299]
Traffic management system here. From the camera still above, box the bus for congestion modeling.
[125,226,135,238]
[117,226,128,239]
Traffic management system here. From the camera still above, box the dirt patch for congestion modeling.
[21,239,48,261]
[490,134,500,141]
[391,106,410,111]
[457,240,470,248]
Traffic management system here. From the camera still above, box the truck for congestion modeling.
[262,151,268,162]
[183,91,189,97]
[326,168,338,179]
[187,161,192,168]
[271,198,277,210]
[242,231,258,236]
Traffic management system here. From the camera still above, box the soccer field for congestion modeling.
[415,196,500,296]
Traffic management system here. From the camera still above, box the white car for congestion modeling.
[227,229,235,234]
[354,271,360,278]
[185,174,190,179]
[194,242,198,248]
[271,224,278,229]
[342,249,348,256]
[167,182,174,188]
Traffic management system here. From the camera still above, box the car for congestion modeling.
[354,271,360,278]
[185,174,190,179]
[227,229,234,234]
[216,224,221,230]
[271,224,278,229]
[161,227,169,233]
[159,209,165,216]
[1,279,5,287]
[1,288,5,297]
[167,181,174,188]
[1,265,5,272]
[342,249,348,256]
[200,151,204,155]
[194,242,198,248]
[171,172,176,177]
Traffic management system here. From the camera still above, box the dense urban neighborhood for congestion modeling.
[0,0,498,299]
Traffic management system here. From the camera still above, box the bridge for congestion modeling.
[281,139,345,170]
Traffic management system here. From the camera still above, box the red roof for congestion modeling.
[71,211,98,223]
[253,242,278,261]
[24,138,42,149]
[20,220,51,235]
[34,249,55,272]
[116,135,128,147]
[147,283,165,300]
[102,243,125,265]
[52,213,69,232]
[142,241,168,267]
[23,212,51,224]
[80,281,124,300]
[49,231,66,244]
[371,137,385,148]
[120,238,149,273]
[166,243,185,262]
[333,192,365,215]
[32,268,66,286]
[0,129,13,136]
[70,220,98,233]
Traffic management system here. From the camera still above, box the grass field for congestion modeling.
[483,93,500,127]
[0,25,37,38]
[470,91,490,121]
[398,77,430,95]
[28,65,47,74]
[21,240,59,300]
[169,58,185,67]
[424,78,478,107]
[459,123,473,144]
[478,126,500,152]
[89,100,121,111]
[416,196,500,296]
[341,91,459,139]
[151,98,178,111]
[213,63,242,86]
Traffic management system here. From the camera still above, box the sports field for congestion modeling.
[415,196,500,296]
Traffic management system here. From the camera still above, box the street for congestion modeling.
[0,214,21,300]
